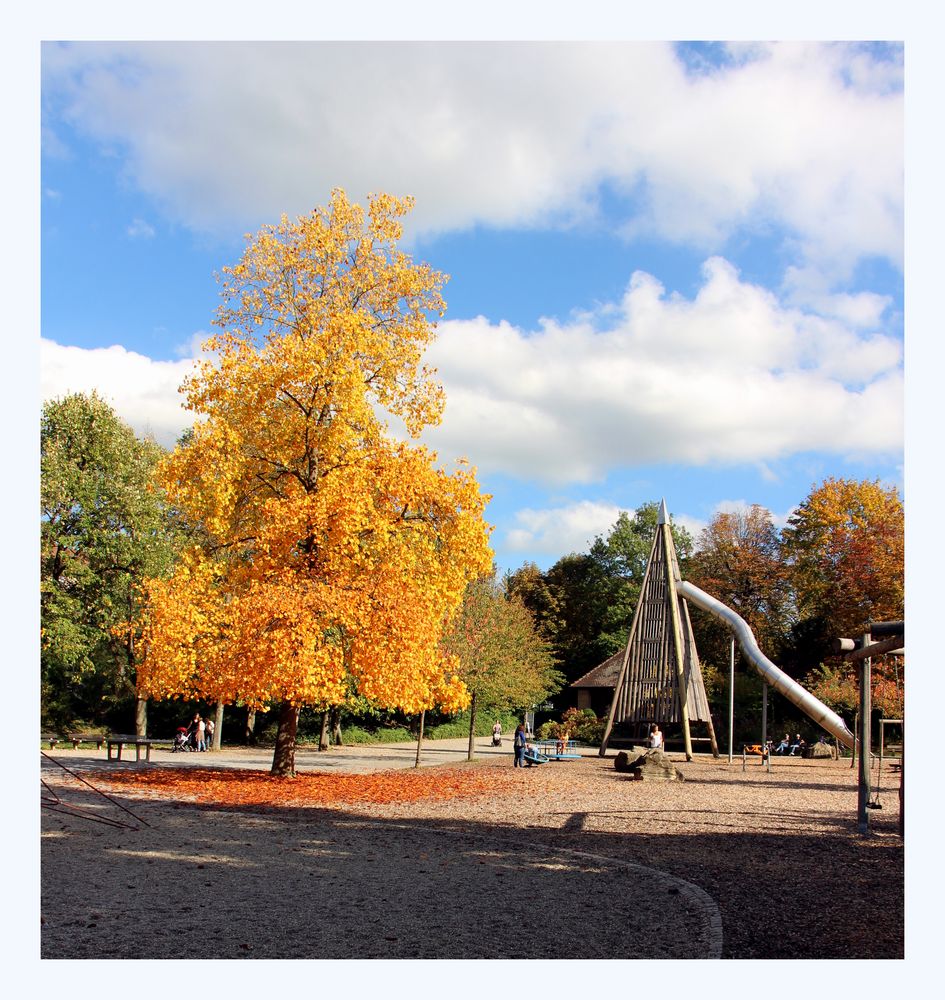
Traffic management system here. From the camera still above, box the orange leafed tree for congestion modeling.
[138,191,493,775]
[781,477,904,715]
[782,477,904,636]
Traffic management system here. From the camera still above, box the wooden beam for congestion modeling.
[664,523,692,761]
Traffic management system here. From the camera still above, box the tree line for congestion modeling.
[506,485,904,733]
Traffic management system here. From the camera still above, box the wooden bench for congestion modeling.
[106,735,155,762]
[41,733,60,749]
[66,733,106,750]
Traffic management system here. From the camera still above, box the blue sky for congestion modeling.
[39,38,906,577]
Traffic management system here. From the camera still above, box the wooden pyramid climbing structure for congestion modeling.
[600,500,719,760]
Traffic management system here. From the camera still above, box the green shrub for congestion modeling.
[338,725,414,744]
[538,707,605,745]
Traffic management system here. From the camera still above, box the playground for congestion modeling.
[40,739,902,960]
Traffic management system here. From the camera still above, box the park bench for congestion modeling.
[106,735,156,763]
[41,733,60,749]
[66,733,106,750]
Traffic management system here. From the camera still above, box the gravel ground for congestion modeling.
[40,745,902,961]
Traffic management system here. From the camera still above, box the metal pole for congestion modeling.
[761,680,768,768]
[728,638,735,764]
[857,632,872,834]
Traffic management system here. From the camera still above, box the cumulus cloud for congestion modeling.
[505,500,622,555]
[41,41,902,276]
[422,257,902,483]
[41,339,199,447]
[39,257,902,483]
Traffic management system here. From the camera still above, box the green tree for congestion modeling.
[443,575,563,760]
[506,503,694,687]
[41,392,181,732]
[589,502,694,653]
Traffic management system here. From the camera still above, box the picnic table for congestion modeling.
[106,735,156,763]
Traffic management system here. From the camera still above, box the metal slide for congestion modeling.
[677,580,856,750]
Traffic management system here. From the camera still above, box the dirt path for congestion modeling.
[40,745,902,961]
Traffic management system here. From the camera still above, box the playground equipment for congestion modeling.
[599,500,719,759]
[676,580,856,750]
[523,746,550,766]
[600,499,857,758]
[534,738,582,760]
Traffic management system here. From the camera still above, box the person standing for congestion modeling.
[513,723,527,767]
[196,715,206,752]
[186,713,200,750]
[205,717,215,751]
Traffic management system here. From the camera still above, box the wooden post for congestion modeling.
[857,632,872,835]
[728,638,735,764]
[761,681,769,771]
[664,523,692,761]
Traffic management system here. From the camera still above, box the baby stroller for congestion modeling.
[172,727,193,752]
[491,728,502,746]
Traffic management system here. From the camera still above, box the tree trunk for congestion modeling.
[245,707,256,745]
[319,711,330,751]
[467,691,477,761]
[135,696,148,737]
[330,707,343,746]
[271,702,299,776]
[415,710,425,768]
[212,701,224,750]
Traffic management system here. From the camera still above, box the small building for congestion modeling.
[570,651,623,717]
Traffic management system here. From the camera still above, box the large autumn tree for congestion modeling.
[781,477,904,647]
[139,191,493,775]
[41,392,182,732]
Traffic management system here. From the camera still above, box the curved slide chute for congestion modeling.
[677,580,855,750]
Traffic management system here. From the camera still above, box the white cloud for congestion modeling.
[505,500,622,555]
[126,218,155,239]
[42,41,902,275]
[423,257,903,482]
[39,258,903,483]
[40,339,199,447]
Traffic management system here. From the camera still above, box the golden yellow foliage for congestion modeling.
[138,191,492,722]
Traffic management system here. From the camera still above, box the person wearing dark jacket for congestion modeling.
[513,723,527,767]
